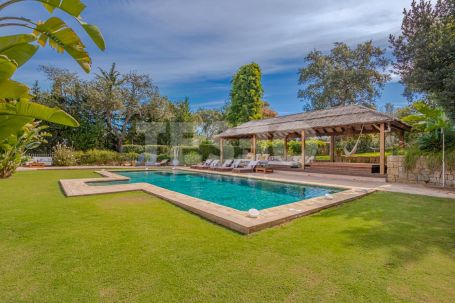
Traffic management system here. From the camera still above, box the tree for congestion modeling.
[171,97,196,145]
[90,64,158,151]
[226,63,264,126]
[298,41,391,110]
[384,102,396,117]
[195,108,226,139]
[261,101,277,118]
[389,0,455,122]
[403,101,452,186]
[34,66,106,151]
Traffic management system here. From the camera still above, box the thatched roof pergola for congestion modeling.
[216,105,411,175]
[216,105,410,139]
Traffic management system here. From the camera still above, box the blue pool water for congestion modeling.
[89,170,342,211]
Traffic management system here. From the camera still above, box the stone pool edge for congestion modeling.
[59,169,375,234]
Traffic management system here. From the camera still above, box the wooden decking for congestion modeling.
[275,162,386,178]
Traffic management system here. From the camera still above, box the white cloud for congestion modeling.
[89,0,409,85]
[12,0,410,89]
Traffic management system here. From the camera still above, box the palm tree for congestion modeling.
[404,101,452,187]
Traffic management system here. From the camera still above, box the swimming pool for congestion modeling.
[89,170,342,211]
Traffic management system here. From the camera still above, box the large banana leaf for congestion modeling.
[37,0,106,51]
[0,79,30,99]
[403,101,450,132]
[1,44,38,68]
[77,19,106,51]
[0,115,33,140]
[34,17,92,72]
[0,101,79,127]
[39,0,86,17]
[0,55,17,80]
[0,34,36,51]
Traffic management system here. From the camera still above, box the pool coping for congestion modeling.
[59,168,375,234]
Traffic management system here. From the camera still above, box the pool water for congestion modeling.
[89,170,342,211]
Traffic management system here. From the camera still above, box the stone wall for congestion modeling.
[387,155,455,187]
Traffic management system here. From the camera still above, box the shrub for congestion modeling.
[199,143,219,160]
[183,151,202,165]
[417,130,455,153]
[52,143,77,166]
[144,145,170,155]
[287,140,301,155]
[123,152,139,161]
[157,153,169,162]
[80,149,119,165]
[122,144,144,154]
[1,123,48,178]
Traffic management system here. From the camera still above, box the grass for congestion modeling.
[0,170,454,302]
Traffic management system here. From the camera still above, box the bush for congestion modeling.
[52,143,77,166]
[141,153,155,162]
[199,143,219,160]
[80,149,120,165]
[288,140,301,155]
[122,144,144,154]
[417,130,455,153]
[122,152,139,162]
[157,153,169,162]
[144,145,170,155]
[183,151,202,165]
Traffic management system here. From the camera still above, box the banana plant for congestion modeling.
[403,101,452,187]
[0,0,105,139]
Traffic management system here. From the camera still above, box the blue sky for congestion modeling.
[6,0,411,114]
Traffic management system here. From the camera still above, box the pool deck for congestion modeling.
[59,169,374,234]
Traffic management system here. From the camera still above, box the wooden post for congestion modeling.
[399,130,405,148]
[252,134,256,160]
[380,123,385,175]
[301,130,306,170]
[219,138,224,163]
[330,135,335,162]
[284,134,288,160]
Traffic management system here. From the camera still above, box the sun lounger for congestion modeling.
[202,159,219,170]
[232,160,259,173]
[191,159,213,169]
[153,159,169,166]
[213,159,242,171]
[210,159,233,171]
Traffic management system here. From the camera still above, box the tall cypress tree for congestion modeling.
[226,63,264,126]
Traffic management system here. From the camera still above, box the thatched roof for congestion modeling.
[216,105,411,139]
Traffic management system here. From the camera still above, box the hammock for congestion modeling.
[343,125,365,157]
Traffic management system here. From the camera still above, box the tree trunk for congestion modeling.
[117,137,123,153]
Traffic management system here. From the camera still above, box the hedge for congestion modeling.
[198,143,220,161]
[52,147,139,166]
[122,144,170,154]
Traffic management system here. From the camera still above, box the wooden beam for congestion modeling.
[330,135,335,162]
[335,127,343,133]
[219,138,224,163]
[252,134,257,160]
[380,123,385,175]
[301,130,306,170]
[399,130,405,148]
[284,134,288,160]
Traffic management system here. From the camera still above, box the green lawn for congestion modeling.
[0,170,454,302]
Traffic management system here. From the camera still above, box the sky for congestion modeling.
[6,0,412,115]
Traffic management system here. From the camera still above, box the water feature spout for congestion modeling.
[172,145,180,166]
